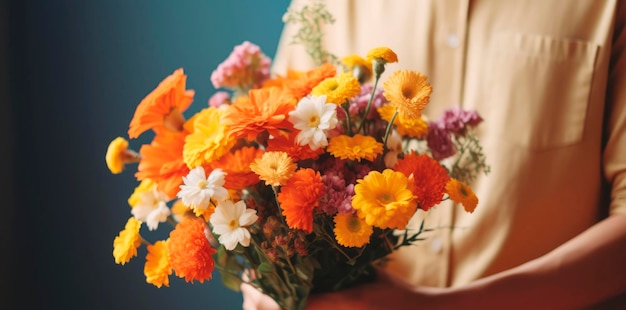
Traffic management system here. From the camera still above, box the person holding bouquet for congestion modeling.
[243,0,626,308]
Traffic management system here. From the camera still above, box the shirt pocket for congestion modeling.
[483,33,598,150]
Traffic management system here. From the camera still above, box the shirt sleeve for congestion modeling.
[603,2,626,216]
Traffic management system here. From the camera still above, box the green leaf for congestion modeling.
[220,270,243,292]
[257,262,273,274]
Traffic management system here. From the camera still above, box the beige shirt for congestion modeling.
[273,0,626,290]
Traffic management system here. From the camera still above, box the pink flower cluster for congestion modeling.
[210,41,271,92]
[314,157,371,215]
[348,84,385,120]
[427,106,483,160]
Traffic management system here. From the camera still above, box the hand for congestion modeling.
[241,282,281,310]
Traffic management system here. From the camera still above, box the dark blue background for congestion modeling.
[3,1,290,309]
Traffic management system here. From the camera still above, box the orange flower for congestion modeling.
[221,87,296,141]
[144,240,172,288]
[394,153,450,211]
[168,217,216,283]
[135,129,190,199]
[210,146,264,190]
[283,63,337,99]
[128,68,195,139]
[445,178,478,213]
[327,134,383,162]
[382,70,432,119]
[266,130,325,161]
[277,168,324,233]
[378,104,429,139]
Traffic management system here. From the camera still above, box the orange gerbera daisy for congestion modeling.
[394,153,450,211]
[266,130,325,161]
[378,104,429,139]
[128,68,195,139]
[382,70,432,119]
[144,240,172,288]
[168,217,216,283]
[221,87,296,141]
[210,146,263,190]
[445,178,479,213]
[135,129,190,200]
[277,168,325,233]
[283,63,337,99]
[327,134,383,162]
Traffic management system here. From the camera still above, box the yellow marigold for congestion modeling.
[378,104,429,139]
[128,179,157,207]
[144,240,172,288]
[366,47,398,64]
[183,107,236,169]
[250,151,297,187]
[352,169,417,229]
[105,137,140,174]
[113,217,142,265]
[333,213,373,247]
[382,70,432,119]
[311,71,361,104]
[445,178,478,213]
[327,134,383,162]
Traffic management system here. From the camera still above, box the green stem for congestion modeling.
[355,75,381,134]
[378,109,399,168]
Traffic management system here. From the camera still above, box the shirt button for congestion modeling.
[447,33,459,48]
[430,236,443,253]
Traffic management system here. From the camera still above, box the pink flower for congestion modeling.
[347,84,385,120]
[210,41,271,93]
[318,174,355,215]
[427,121,456,160]
[439,106,483,136]
[208,91,231,108]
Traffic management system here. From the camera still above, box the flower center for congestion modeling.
[459,185,468,197]
[378,193,394,204]
[308,115,320,127]
[347,216,361,232]
[196,180,208,189]
[228,219,238,230]
[401,85,416,98]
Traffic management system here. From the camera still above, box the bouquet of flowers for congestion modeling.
[105,3,488,309]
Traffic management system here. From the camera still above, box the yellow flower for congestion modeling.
[144,240,172,288]
[327,134,383,162]
[365,47,398,64]
[352,169,416,229]
[311,72,361,104]
[341,54,373,83]
[250,151,297,187]
[105,137,140,174]
[445,178,479,213]
[127,179,157,207]
[382,70,432,119]
[378,104,429,139]
[113,217,143,265]
[333,213,373,247]
[183,107,236,169]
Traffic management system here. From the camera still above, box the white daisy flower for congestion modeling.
[177,167,229,211]
[288,95,338,150]
[209,200,258,250]
[131,185,171,231]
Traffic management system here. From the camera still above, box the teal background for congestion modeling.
[4,0,291,309]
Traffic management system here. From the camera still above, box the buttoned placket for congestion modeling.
[439,0,471,287]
